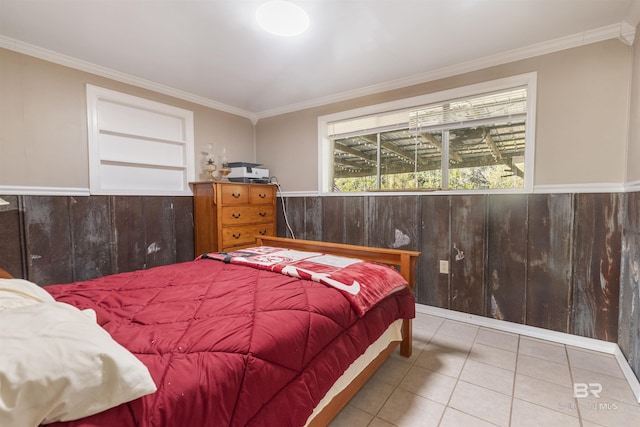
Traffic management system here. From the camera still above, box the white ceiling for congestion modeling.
[1,0,639,120]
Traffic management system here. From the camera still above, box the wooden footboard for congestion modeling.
[254,236,420,425]
[254,236,419,288]
[255,236,419,357]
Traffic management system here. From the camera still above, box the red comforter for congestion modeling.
[45,258,414,427]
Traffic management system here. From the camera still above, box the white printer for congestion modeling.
[227,162,270,183]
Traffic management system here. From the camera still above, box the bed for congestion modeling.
[0,236,419,427]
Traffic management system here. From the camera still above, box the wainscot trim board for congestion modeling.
[625,180,640,192]
[417,303,640,404]
[0,182,634,198]
[0,185,196,197]
[280,183,627,198]
[534,183,626,193]
[0,186,91,196]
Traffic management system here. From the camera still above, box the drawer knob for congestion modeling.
[259,230,267,235]
[258,193,266,198]
[232,233,241,239]
[232,193,241,198]
[259,212,267,217]
[232,213,241,218]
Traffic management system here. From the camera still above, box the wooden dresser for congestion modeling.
[191,181,277,255]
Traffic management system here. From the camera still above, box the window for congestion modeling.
[319,74,536,194]
[86,85,195,195]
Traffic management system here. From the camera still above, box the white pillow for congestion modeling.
[0,278,56,310]
[0,292,157,426]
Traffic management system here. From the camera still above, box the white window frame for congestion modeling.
[318,73,537,195]
[86,85,195,195]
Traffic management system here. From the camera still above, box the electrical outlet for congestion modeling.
[439,260,449,274]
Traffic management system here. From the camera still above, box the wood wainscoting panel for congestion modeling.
[283,197,305,239]
[174,196,195,263]
[619,192,640,367]
[571,193,622,342]
[450,195,487,316]
[619,228,640,376]
[112,196,147,273]
[417,195,450,308]
[322,196,366,246]
[367,195,420,251]
[304,196,323,241]
[143,197,177,269]
[487,194,528,324]
[626,191,640,232]
[23,196,74,286]
[69,195,113,281]
[2,194,194,286]
[526,193,574,333]
[0,196,25,278]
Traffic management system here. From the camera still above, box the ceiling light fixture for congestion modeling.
[256,1,310,37]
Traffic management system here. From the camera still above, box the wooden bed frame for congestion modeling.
[0,268,13,279]
[254,236,420,426]
[1,237,420,427]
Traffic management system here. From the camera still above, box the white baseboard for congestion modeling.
[416,303,640,404]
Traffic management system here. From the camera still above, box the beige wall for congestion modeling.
[1,38,633,193]
[627,26,640,184]
[0,48,255,189]
[256,39,633,192]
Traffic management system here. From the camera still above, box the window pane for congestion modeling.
[333,133,379,192]
[417,130,443,189]
[447,121,525,190]
[332,129,444,191]
[380,129,418,190]
[383,130,442,190]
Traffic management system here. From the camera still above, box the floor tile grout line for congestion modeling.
[435,323,482,426]
[425,316,450,427]
[507,334,521,427]
[565,342,587,425]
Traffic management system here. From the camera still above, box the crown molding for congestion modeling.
[254,23,629,120]
[0,35,257,122]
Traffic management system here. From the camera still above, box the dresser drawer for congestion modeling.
[250,185,275,204]
[220,185,249,205]
[220,205,274,225]
[221,224,275,248]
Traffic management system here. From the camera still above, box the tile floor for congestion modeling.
[329,312,640,427]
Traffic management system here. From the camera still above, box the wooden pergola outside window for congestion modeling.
[328,87,528,192]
